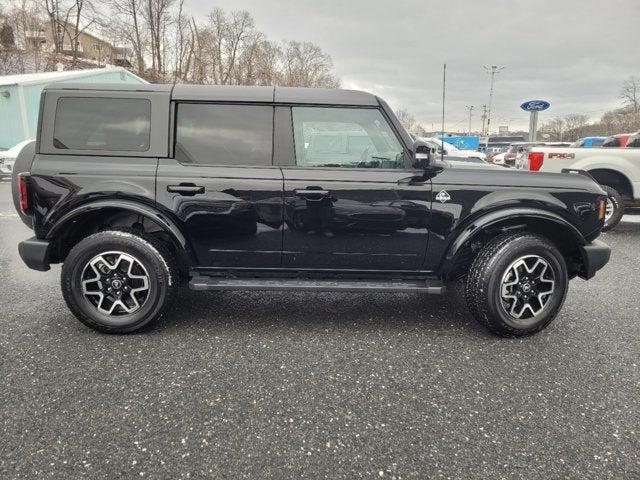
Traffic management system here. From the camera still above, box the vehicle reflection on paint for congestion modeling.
[284,194,431,236]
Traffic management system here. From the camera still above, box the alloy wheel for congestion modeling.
[500,255,556,320]
[80,251,151,315]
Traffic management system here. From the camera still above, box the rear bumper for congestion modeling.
[578,239,611,280]
[18,237,51,271]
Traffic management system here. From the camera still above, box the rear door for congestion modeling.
[276,105,431,270]
[156,103,284,268]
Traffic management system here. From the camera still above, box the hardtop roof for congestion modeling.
[43,83,379,106]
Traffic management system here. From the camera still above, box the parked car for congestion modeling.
[516,144,640,230]
[419,137,487,162]
[493,142,570,167]
[602,133,634,148]
[0,140,33,179]
[572,137,607,148]
[13,83,610,337]
[624,132,640,148]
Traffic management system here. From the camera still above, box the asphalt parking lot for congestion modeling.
[0,179,638,479]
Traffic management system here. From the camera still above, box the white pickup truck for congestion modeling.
[516,146,640,231]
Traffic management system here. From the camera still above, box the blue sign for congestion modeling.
[520,100,550,112]
[439,135,480,150]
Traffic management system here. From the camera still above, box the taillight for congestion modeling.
[18,173,30,213]
[528,152,544,171]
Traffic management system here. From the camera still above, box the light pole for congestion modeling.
[480,104,487,136]
[465,105,474,135]
[483,65,505,135]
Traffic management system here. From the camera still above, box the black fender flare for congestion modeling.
[46,199,195,263]
[440,207,586,274]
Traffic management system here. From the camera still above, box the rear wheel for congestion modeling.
[61,230,177,333]
[600,185,623,232]
[465,232,569,337]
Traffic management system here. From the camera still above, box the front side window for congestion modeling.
[292,107,405,169]
[175,104,273,166]
[54,97,151,152]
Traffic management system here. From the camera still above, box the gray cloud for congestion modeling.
[186,0,639,130]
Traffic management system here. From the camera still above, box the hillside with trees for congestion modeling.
[0,0,339,88]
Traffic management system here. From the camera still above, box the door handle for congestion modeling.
[167,183,205,195]
[397,175,427,186]
[294,189,330,197]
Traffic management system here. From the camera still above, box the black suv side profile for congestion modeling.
[13,83,610,336]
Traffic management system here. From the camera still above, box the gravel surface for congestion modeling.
[0,181,638,479]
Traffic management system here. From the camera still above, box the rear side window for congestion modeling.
[175,104,273,166]
[53,97,151,152]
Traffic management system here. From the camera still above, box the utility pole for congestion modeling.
[480,104,488,136]
[483,65,505,136]
[465,105,474,135]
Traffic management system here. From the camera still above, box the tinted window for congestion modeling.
[175,104,273,166]
[292,107,404,169]
[54,97,151,152]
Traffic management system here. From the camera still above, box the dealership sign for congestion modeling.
[520,100,551,112]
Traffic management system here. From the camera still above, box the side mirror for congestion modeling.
[412,140,432,169]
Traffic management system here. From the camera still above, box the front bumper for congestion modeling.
[18,237,51,271]
[578,239,611,280]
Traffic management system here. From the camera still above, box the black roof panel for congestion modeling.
[172,85,275,102]
[43,83,379,106]
[274,86,378,106]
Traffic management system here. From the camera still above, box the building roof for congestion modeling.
[42,83,379,106]
[0,67,146,87]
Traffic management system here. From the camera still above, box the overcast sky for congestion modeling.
[187,0,639,131]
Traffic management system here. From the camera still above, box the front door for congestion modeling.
[156,103,284,268]
[278,106,432,270]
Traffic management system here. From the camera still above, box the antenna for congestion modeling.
[483,65,505,136]
[441,63,446,161]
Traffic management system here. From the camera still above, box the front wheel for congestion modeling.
[465,232,569,337]
[61,230,177,333]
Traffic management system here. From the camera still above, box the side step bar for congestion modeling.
[189,276,445,294]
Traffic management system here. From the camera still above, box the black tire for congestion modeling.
[465,232,569,337]
[600,185,624,232]
[61,230,177,333]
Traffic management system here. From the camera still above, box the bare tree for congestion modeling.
[143,0,174,76]
[279,40,339,88]
[395,109,427,137]
[562,114,590,141]
[620,76,640,115]
[109,0,146,74]
[540,118,565,141]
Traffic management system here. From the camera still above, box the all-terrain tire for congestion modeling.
[465,232,569,337]
[600,185,624,232]
[61,230,177,333]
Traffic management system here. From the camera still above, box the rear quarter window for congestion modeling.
[53,97,151,152]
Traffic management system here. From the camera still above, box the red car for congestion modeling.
[602,132,639,148]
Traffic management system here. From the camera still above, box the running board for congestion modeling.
[189,276,445,294]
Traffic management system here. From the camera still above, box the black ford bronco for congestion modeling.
[12,83,611,336]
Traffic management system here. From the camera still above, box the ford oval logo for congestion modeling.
[520,100,550,112]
